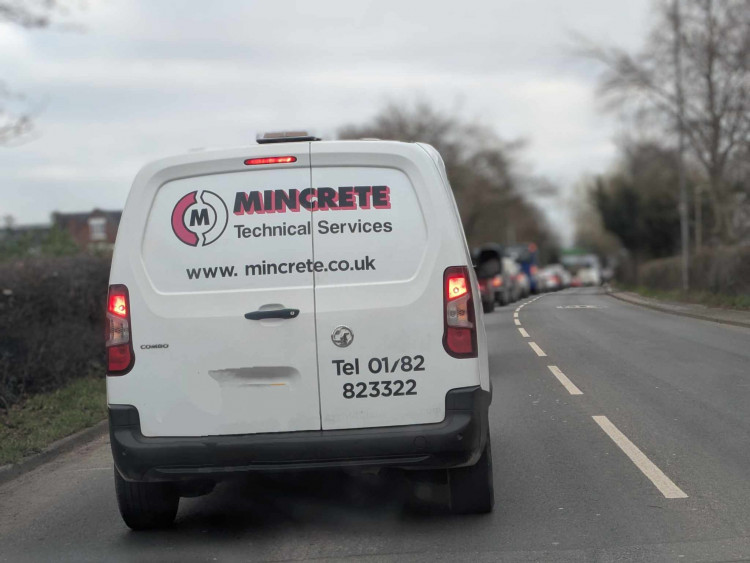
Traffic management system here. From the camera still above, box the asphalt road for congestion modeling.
[2,287,750,562]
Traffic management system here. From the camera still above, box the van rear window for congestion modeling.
[140,166,426,293]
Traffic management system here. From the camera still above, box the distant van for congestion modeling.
[107,134,493,529]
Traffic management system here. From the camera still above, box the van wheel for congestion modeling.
[114,469,179,530]
[448,439,494,515]
[482,299,495,314]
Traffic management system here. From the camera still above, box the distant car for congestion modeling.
[498,257,521,304]
[540,264,571,292]
[540,267,559,292]
[505,243,541,294]
[474,243,514,307]
[476,274,496,313]
[562,253,602,287]
[578,267,601,286]
[516,271,531,298]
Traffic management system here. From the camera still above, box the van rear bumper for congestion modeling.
[110,386,491,482]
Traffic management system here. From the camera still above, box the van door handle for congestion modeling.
[244,308,300,320]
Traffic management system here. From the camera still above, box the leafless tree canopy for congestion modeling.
[582,0,750,243]
[0,1,83,145]
[338,101,558,257]
[0,83,32,145]
[0,0,80,28]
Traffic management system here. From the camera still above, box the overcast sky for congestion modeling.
[1,0,652,240]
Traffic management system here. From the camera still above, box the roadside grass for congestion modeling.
[622,285,750,311]
[0,376,106,466]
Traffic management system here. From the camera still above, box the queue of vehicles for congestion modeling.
[473,244,605,313]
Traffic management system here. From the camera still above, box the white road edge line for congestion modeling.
[514,319,521,326]
[547,365,583,395]
[592,415,688,499]
[518,327,530,337]
[529,342,547,356]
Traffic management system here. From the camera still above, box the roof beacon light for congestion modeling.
[256,131,321,144]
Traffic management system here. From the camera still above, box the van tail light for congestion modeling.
[443,266,477,358]
[492,275,503,288]
[106,284,135,375]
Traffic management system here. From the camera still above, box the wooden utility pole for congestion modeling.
[674,0,690,291]
[695,183,702,252]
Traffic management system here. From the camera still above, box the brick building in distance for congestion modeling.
[52,209,122,251]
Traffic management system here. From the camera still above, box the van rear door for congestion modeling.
[310,142,479,430]
[113,146,321,437]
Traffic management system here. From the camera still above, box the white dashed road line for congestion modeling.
[592,415,688,499]
[547,365,583,395]
[513,312,519,318]
[518,327,530,338]
[529,342,547,357]
[514,319,521,326]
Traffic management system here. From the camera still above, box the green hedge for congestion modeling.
[0,255,110,410]
[639,246,750,297]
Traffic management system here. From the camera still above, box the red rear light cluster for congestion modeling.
[443,266,477,358]
[106,284,134,375]
[492,275,503,288]
[244,156,297,166]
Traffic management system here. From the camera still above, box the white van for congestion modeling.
[107,134,493,529]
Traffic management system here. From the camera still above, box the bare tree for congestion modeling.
[581,0,750,243]
[0,0,82,145]
[339,100,557,248]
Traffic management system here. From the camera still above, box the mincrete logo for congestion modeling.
[171,191,228,247]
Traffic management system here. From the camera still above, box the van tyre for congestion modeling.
[114,469,179,530]
[482,299,495,314]
[448,438,494,514]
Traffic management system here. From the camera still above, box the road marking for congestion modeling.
[513,312,519,318]
[514,319,521,326]
[547,365,583,395]
[592,416,688,499]
[529,342,547,356]
[519,327,530,337]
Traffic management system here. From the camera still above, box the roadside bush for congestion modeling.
[639,245,750,297]
[0,255,110,411]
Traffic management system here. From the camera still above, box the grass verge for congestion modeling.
[0,376,106,466]
[622,285,750,310]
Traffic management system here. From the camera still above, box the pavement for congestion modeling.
[2,286,750,562]
[608,288,750,328]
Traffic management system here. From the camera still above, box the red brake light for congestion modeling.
[447,275,468,300]
[109,294,127,318]
[492,276,502,288]
[244,156,297,166]
[106,284,134,375]
[443,266,477,358]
